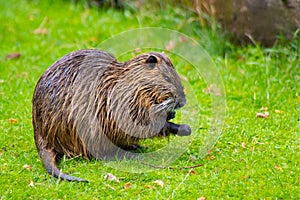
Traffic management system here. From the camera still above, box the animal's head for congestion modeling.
[122,52,186,125]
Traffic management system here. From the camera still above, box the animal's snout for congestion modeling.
[175,97,186,109]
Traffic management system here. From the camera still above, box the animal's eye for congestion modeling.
[164,75,171,83]
[145,55,157,69]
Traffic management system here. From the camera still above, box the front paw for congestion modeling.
[176,124,191,136]
[167,111,176,120]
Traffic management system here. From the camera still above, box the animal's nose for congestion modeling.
[175,97,186,109]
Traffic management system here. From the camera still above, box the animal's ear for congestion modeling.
[145,55,157,69]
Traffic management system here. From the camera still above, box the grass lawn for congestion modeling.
[1,0,299,199]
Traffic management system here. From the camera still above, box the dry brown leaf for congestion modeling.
[6,52,21,60]
[165,40,175,51]
[104,173,120,183]
[256,112,269,118]
[260,107,268,111]
[28,181,35,187]
[124,182,131,189]
[154,180,164,188]
[208,149,213,155]
[275,109,283,114]
[105,184,116,190]
[274,165,282,171]
[179,36,187,43]
[207,155,215,160]
[23,164,32,171]
[145,185,152,189]
[241,142,246,149]
[33,28,48,35]
[9,118,18,124]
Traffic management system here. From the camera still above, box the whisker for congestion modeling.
[154,98,175,113]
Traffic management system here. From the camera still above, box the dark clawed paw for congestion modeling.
[167,111,176,120]
[176,124,191,136]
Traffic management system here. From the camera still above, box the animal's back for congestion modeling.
[32,50,117,181]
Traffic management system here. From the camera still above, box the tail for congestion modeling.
[37,147,89,182]
[33,103,88,182]
[33,81,88,183]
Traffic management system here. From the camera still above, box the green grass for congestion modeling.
[1,0,300,199]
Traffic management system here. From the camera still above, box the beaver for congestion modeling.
[32,49,191,182]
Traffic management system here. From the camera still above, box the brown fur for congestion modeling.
[32,49,191,182]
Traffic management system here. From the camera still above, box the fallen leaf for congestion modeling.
[207,155,215,160]
[179,36,187,42]
[154,180,164,188]
[23,164,32,171]
[256,112,269,118]
[241,142,246,149]
[197,197,206,200]
[28,181,35,187]
[33,28,48,35]
[165,40,175,51]
[274,165,282,171]
[260,107,268,111]
[9,118,18,124]
[275,109,283,114]
[124,182,131,189]
[145,185,152,189]
[6,52,21,60]
[105,184,116,190]
[104,173,120,183]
